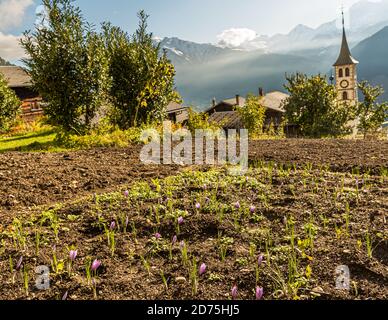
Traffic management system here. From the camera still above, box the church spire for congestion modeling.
[333,8,359,66]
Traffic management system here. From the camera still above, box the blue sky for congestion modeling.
[0,0,380,61]
[43,0,361,41]
[6,0,365,39]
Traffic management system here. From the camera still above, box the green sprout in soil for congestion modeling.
[218,235,234,262]
[160,270,169,293]
[140,255,151,276]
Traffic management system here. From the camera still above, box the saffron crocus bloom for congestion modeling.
[124,190,129,197]
[16,256,23,271]
[62,291,68,301]
[125,216,129,228]
[178,217,184,225]
[91,259,101,272]
[199,263,207,276]
[172,235,178,244]
[235,202,241,209]
[110,221,116,231]
[250,205,256,214]
[154,233,162,240]
[195,203,201,210]
[69,250,78,262]
[256,287,264,300]
[258,254,264,267]
[231,285,238,300]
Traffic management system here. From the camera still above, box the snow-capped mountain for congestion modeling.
[158,37,234,65]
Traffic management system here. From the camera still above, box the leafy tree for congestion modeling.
[103,11,179,129]
[21,0,109,134]
[0,73,20,131]
[357,81,388,138]
[283,73,355,137]
[236,94,266,137]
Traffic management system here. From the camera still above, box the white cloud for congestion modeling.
[216,28,257,48]
[0,0,34,30]
[0,0,33,61]
[0,32,25,61]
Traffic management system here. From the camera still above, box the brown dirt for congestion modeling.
[0,139,387,300]
[0,145,181,216]
[248,139,388,175]
[1,139,387,214]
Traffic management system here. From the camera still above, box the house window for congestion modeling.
[339,69,343,78]
[343,91,348,100]
[345,68,350,77]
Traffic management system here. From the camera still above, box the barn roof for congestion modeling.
[222,97,246,107]
[0,66,32,88]
[209,111,244,130]
[206,92,288,114]
[167,101,187,113]
[261,91,288,113]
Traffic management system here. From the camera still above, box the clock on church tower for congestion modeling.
[333,11,359,106]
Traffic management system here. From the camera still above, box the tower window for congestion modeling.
[339,69,343,77]
[343,92,348,100]
[345,68,350,77]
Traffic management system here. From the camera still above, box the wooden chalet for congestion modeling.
[166,101,189,124]
[206,89,289,131]
[0,66,43,122]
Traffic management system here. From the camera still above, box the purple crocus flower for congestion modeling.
[91,259,101,272]
[234,202,241,209]
[124,190,129,197]
[231,285,238,300]
[172,235,178,244]
[62,291,69,301]
[258,254,264,267]
[250,205,256,214]
[256,287,264,300]
[199,263,207,276]
[125,216,129,228]
[16,256,23,271]
[109,221,116,231]
[154,233,162,240]
[69,250,78,262]
[180,240,185,249]
[195,202,201,210]
[178,217,184,225]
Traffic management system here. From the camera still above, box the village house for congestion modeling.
[166,101,189,124]
[0,66,43,122]
[205,89,289,131]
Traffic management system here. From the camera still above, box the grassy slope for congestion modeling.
[0,126,142,153]
[0,129,57,152]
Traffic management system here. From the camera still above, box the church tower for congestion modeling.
[333,10,359,105]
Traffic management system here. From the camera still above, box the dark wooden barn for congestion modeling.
[206,90,289,131]
[0,66,43,122]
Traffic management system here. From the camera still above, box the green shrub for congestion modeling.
[236,94,266,138]
[0,73,20,132]
[186,108,222,133]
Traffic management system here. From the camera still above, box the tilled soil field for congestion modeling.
[0,145,181,215]
[1,139,387,213]
[0,139,387,300]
